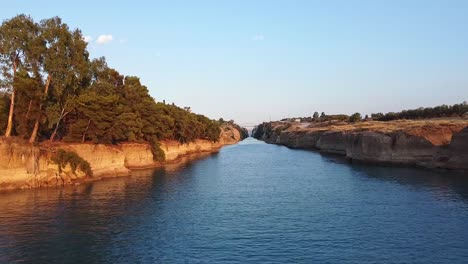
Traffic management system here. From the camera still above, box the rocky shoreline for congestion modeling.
[253,120,468,171]
[0,125,243,191]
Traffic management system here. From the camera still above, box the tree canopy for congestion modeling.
[0,15,239,160]
[371,102,468,121]
[349,113,362,123]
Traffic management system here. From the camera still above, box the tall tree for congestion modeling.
[13,70,43,138]
[0,14,225,151]
[0,14,39,137]
[29,17,90,142]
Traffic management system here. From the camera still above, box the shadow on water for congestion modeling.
[1,138,468,263]
[233,138,468,205]
[318,151,468,202]
[0,151,221,264]
[240,137,468,203]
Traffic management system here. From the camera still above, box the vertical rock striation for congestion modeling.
[0,125,244,191]
[253,121,468,171]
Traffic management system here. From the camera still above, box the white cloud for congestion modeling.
[252,34,265,41]
[83,36,93,43]
[96,34,113,44]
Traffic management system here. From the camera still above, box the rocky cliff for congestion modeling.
[253,120,468,171]
[0,125,243,191]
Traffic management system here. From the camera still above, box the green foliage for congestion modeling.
[313,112,319,120]
[0,15,232,160]
[372,102,468,121]
[281,112,351,123]
[321,114,349,122]
[0,14,41,137]
[349,113,362,123]
[371,113,384,119]
[148,136,165,162]
[0,14,39,87]
[51,149,93,177]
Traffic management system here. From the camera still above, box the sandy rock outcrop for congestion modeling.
[0,124,243,191]
[253,120,468,171]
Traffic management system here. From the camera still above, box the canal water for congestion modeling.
[1,138,468,263]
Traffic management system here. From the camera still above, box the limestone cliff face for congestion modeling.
[343,131,440,167]
[0,124,243,191]
[253,121,468,171]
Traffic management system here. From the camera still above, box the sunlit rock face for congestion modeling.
[0,124,244,191]
[253,120,468,170]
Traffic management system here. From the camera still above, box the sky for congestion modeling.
[2,0,468,125]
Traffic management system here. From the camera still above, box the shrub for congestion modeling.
[148,137,165,162]
[51,149,93,177]
[349,113,362,123]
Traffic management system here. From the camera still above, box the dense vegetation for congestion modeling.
[0,15,234,160]
[371,102,468,121]
[280,102,468,124]
[348,113,362,123]
[281,113,350,123]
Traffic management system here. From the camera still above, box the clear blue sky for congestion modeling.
[2,0,468,125]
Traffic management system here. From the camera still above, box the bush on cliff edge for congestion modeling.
[51,149,93,177]
[148,137,165,162]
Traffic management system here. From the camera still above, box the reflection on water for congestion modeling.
[1,138,468,263]
[319,153,468,202]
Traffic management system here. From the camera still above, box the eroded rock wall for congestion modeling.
[0,124,243,191]
[254,122,468,170]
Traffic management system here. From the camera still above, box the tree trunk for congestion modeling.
[4,60,17,137]
[49,111,63,141]
[25,100,33,120]
[29,120,40,143]
[50,108,69,141]
[29,75,51,143]
[50,121,60,142]
[82,119,91,143]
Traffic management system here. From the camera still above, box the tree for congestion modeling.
[313,112,319,120]
[13,70,43,138]
[0,14,246,156]
[349,113,362,123]
[32,17,90,142]
[0,14,39,137]
[371,113,384,120]
[320,112,326,119]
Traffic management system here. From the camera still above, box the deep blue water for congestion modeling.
[1,138,468,263]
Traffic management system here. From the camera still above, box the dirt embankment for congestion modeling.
[0,125,242,191]
[253,119,468,171]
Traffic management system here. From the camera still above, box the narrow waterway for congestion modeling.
[1,138,468,263]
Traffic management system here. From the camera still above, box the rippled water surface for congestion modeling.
[1,138,468,263]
